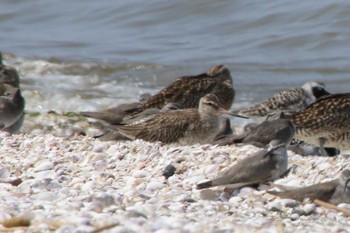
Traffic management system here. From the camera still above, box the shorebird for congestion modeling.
[113,94,241,145]
[0,52,20,88]
[131,65,235,113]
[80,93,150,125]
[240,81,330,120]
[287,139,339,157]
[213,117,295,148]
[267,169,350,205]
[95,102,180,141]
[289,93,350,156]
[196,140,288,190]
[0,84,25,133]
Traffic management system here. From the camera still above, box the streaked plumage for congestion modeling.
[196,140,288,190]
[289,93,350,155]
[267,169,350,205]
[240,81,330,119]
[133,65,235,113]
[94,102,180,141]
[114,94,234,145]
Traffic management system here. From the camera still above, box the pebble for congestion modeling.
[133,170,149,178]
[162,164,176,178]
[146,181,164,192]
[33,161,54,172]
[303,203,316,215]
[290,213,300,221]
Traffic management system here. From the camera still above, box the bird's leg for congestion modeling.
[280,165,297,178]
[319,137,328,156]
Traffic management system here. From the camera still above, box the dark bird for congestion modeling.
[267,169,350,205]
[113,94,240,145]
[132,65,235,113]
[213,117,295,148]
[196,140,288,190]
[0,52,20,88]
[80,93,150,125]
[0,83,25,133]
[289,93,350,156]
[240,81,330,120]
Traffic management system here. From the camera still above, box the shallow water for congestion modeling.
[1,0,350,113]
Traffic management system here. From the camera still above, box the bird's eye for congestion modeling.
[206,101,218,109]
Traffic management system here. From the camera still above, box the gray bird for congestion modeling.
[211,117,234,142]
[213,118,295,148]
[80,93,150,125]
[240,81,330,120]
[289,93,350,156]
[114,94,241,145]
[267,169,350,205]
[121,102,181,125]
[0,52,20,88]
[0,83,25,133]
[197,140,288,190]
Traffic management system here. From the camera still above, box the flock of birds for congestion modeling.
[1,52,349,205]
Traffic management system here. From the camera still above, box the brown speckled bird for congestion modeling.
[240,81,330,120]
[133,65,235,113]
[113,94,237,145]
[289,93,350,156]
[267,169,350,205]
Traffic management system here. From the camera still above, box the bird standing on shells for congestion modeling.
[196,140,288,190]
[267,169,350,205]
[240,81,330,120]
[289,93,350,156]
[113,94,241,145]
[213,116,295,148]
[131,64,235,113]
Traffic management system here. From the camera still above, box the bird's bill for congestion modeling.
[268,143,286,151]
[218,108,249,119]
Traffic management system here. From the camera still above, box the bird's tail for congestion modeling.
[196,180,213,189]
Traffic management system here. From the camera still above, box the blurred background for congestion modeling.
[1,0,350,113]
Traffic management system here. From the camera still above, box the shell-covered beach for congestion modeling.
[0,114,349,232]
[2,0,350,232]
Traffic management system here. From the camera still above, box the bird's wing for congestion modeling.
[267,180,338,202]
[210,149,280,187]
[115,110,197,143]
[139,73,220,109]
[290,93,350,134]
